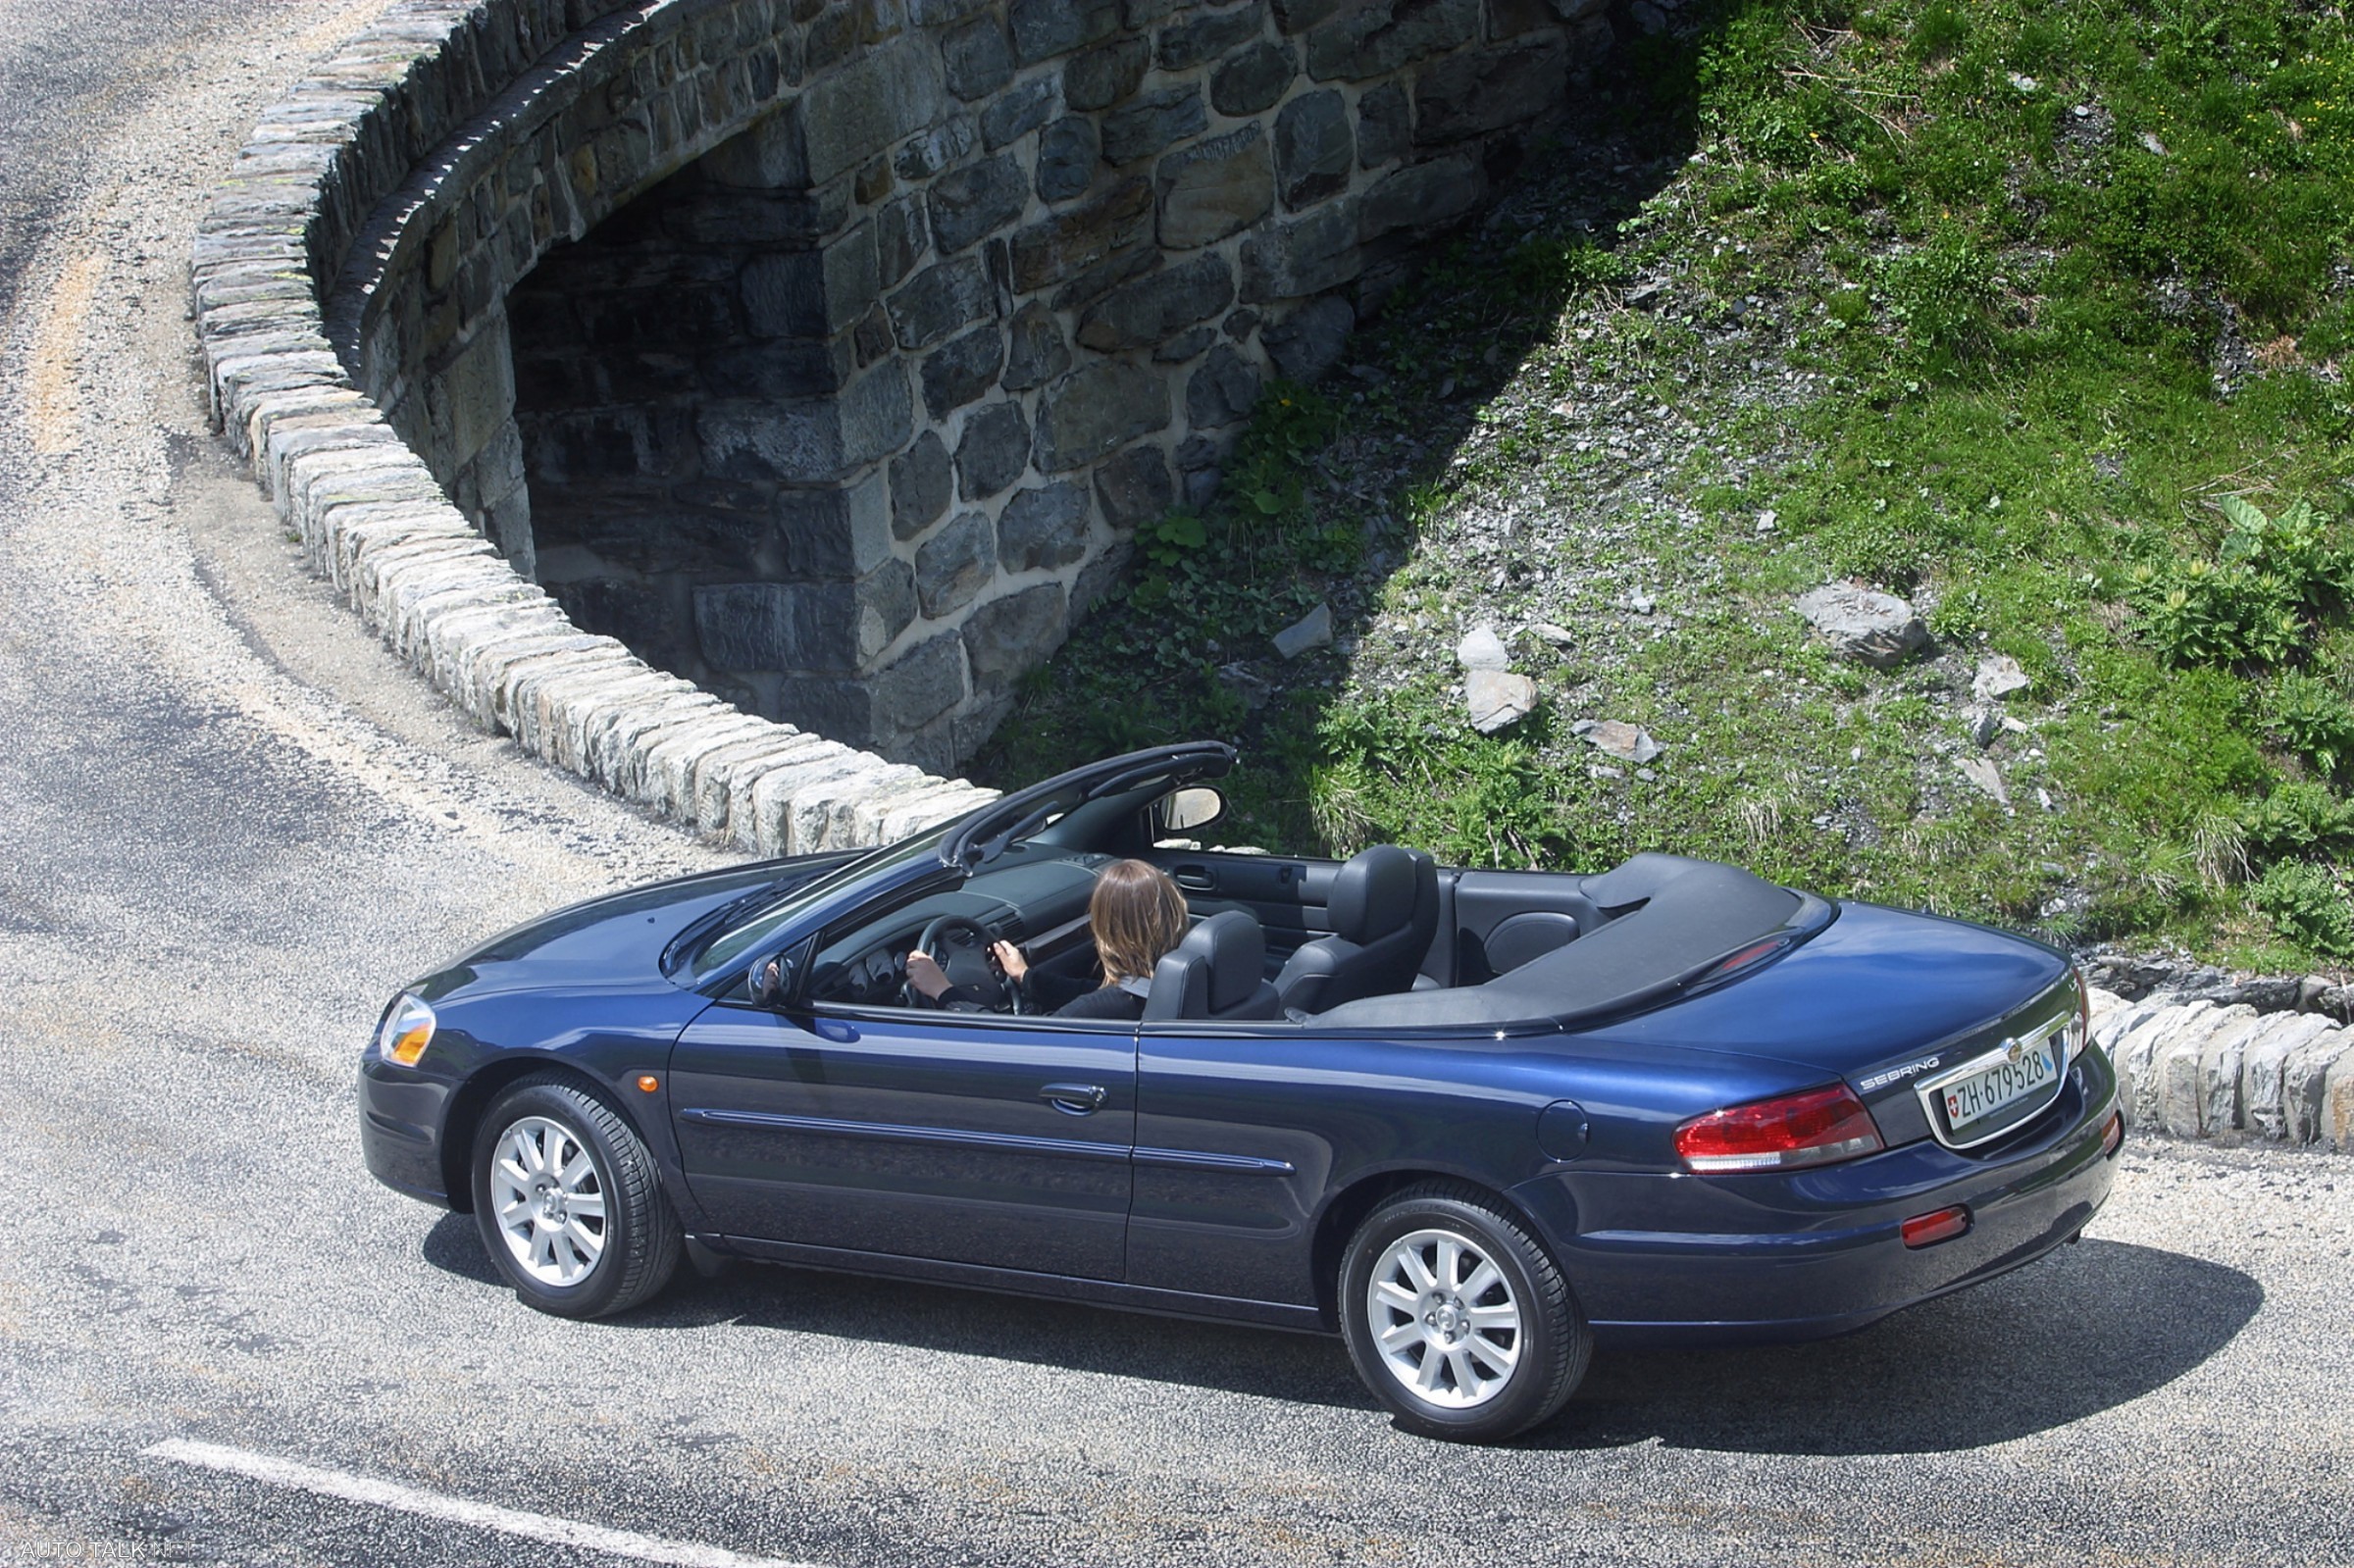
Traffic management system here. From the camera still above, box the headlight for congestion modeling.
[375,993,437,1067]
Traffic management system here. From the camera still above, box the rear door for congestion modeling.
[1128,1020,1561,1308]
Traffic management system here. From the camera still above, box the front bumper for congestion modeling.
[359,1056,458,1206]
[1517,1047,2123,1345]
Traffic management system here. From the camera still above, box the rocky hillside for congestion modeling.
[976,0,2354,978]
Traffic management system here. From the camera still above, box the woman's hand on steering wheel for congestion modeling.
[906,914,1011,1011]
[991,939,1028,983]
[903,949,952,1000]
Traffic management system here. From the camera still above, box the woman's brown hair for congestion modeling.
[1089,859,1190,986]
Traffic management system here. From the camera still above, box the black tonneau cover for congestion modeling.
[1312,853,1817,1031]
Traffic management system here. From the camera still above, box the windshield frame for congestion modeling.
[689,824,956,984]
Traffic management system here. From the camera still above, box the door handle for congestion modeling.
[1040,1082,1107,1115]
[1171,866,1214,890]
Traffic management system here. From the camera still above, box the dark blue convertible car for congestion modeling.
[360,741,2123,1441]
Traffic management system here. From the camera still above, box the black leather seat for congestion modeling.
[1143,911,1281,1023]
[1274,845,1438,1016]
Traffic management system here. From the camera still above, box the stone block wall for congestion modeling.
[397,0,1612,772]
[194,0,1005,860]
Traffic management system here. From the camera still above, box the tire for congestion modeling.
[470,1075,681,1319]
[1338,1182,1590,1442]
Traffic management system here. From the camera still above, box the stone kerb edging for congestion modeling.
[192,0,998,856]
[2087,988,2354,1151]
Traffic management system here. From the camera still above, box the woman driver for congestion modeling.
[905,858,1189,1020]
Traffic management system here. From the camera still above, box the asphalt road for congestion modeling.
[1,6,2351,1566]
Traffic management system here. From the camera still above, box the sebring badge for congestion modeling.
[1860,1054,1943,1092]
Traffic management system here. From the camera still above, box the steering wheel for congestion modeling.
[910,914,1013,1012]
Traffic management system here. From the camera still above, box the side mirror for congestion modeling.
[748,950,794,1009]
[1159,785,1226,835]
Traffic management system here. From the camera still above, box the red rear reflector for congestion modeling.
[1674,1084,1885,1173]
[1901,1205,1971,1248]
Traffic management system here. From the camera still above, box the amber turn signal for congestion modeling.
[637,1074,660,1093]
[374,994,436,1068]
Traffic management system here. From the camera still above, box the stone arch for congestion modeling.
[194,0,1609,841]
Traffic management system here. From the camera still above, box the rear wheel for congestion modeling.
[470,1075,680,1318]
[1338,1183,1589,1442]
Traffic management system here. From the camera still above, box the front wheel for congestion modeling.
[470,1075,680,1318]
[1338,1183,1590,1442]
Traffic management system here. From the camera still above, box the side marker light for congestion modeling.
[2100,1108,2124,1157]
[637,1075,661,1094]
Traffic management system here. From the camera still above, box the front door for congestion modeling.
[669,1001,1137,1281]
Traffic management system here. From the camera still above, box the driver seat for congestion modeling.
[1143,911,1281,1023]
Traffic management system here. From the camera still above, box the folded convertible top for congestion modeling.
[1310,853,1816,1031]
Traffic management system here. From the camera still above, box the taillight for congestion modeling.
[2067,965,2092,1063]
[1674,1084,1885,1173]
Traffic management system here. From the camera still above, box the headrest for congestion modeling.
[1146,910,1266,1019]
[1329,845,1418,943]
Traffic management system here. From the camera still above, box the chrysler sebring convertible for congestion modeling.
[360,741,2123,1441]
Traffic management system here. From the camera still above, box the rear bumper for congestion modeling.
[1516,1049,2122,1345]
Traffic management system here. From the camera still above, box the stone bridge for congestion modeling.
[196,0,1606,846]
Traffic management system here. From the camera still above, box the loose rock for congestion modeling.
[1972,653,2030,701]
[1581,719,1661,764]
[1958,754,2010,804]
[1456,625,1510,671]
[1467,670,1537,733]
[1273,601,1333,659]
[1794,583,1928,668]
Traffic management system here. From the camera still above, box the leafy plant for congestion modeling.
[2127,557,2304,668]
[1140,508,1206,569]
[2251,859,2354,958]
[2218,495,2350,605]
[2126,495,2348,669]
[2238,782,2354,861]
[2267,671,2354,781]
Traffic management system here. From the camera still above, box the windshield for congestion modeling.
[691,826,951,980]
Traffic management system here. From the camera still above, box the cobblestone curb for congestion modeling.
[2087,987,2354,1151]
[191,0,998,856]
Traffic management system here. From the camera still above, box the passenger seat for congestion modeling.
[1274,846,1438,1016]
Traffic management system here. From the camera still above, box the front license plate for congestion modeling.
[1941,1038,2058,1136]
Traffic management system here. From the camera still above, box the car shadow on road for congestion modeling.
[420,1211,502,1287]
[421,1219,2258,1443]
[421,1210,1378,1408]
[1534,1239,2263,1455]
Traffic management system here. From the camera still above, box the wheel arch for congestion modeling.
[439,1055,651,1213]
[1308,1168,1565,1332]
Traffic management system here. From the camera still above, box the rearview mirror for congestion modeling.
[1160,785,1225,834]
[748,950,794,1009]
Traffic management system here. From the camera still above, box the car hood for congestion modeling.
[410,852,857,1003]
[1599,899,2071,1080]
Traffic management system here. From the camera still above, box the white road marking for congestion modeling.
[143,1439,826,1568]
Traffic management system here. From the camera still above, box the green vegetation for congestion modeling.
[979,0,2354,972]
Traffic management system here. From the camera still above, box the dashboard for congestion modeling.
[803,847,1118,1009]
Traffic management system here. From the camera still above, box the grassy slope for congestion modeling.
[976,0,2354,973]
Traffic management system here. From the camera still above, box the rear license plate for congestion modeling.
[1940,1037,2058,1135]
